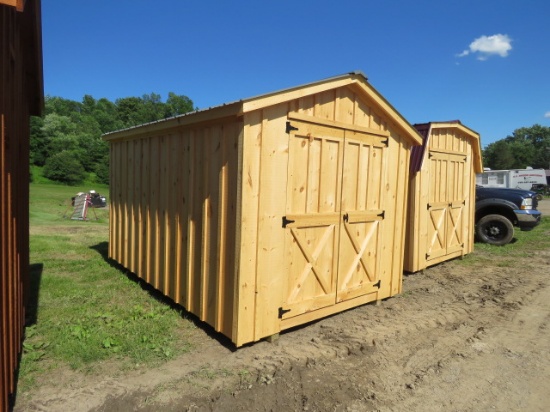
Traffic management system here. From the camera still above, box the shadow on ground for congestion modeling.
[89,242,236,351]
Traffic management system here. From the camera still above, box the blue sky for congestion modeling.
[42,0,550,147]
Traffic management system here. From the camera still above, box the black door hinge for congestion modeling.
[282,216,295,228]
[286,122,299,134]
[374,280,381,289]
[278,307,291,319]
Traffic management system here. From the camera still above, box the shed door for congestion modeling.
[337,131,387,302]
[426,152,466,261]
[282,122,345,317]
[282,123,387,318]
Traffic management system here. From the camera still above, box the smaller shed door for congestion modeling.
[426,152,467,261]
[282,122,345,317]
[337,131,387,302]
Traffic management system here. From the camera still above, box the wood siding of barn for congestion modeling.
[109,119,242,339]
[405,123,481,273]
[0,1,43,410]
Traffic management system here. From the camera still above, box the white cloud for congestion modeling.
[458,34,512,60]
[545,112,550,119]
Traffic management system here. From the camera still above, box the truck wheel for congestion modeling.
[535,194,543,201]
[476,214,514,246]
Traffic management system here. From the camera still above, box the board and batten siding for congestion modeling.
[109,119,242,338]
[405,121,482,273]
[105,72,422,347]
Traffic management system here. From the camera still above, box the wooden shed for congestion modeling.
[404,121,483,273]
[104,72,422,346]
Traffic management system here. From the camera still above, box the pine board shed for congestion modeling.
[103,72,422,346]
[404,121,483,273]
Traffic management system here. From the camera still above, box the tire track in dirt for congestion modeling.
[393,279,550,412]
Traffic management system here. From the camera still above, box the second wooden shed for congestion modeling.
[104,72,422,346]
[404,121,483,273]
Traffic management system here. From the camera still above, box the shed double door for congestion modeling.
[282,120,387,319]
[426,151,467,262]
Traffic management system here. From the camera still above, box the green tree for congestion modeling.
[44,95,82,116]
[483,140,515,169]
[30,92,196,185]
[94,154,110,185]
[42,113,77,137]
[507,140,536,168]
[30,116,48,166]
[483,124,550,170]
[140,92,165,122]
[43,151,86,185]
[166,92,195,117]
[115,96,143,127]
[94,98,123,133]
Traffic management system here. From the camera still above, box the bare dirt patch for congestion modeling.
[537,198,550,215]
[15,234,550,411]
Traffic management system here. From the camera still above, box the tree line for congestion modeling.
[482,124,550,170]
[30,93,550,186]
[30,92,195,185]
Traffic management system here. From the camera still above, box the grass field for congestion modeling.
[20,183,195,390]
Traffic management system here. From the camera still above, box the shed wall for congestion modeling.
[109,119,242,338]
[405,125,477,273]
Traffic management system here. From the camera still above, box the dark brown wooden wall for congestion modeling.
[0,1,43,410]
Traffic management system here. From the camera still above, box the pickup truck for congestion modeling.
[475,186,542,246]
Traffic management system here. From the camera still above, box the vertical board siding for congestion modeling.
[233,111,262,344]
[109,120,240,339]
[1,2,42,410]
[404,124,479,273]
[252,104,290,341]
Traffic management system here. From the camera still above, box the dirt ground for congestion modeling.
[15,201,550,412]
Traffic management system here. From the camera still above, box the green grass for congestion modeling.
[30,165,106,187]
[457,216,550,266]
[19,183,195,390]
